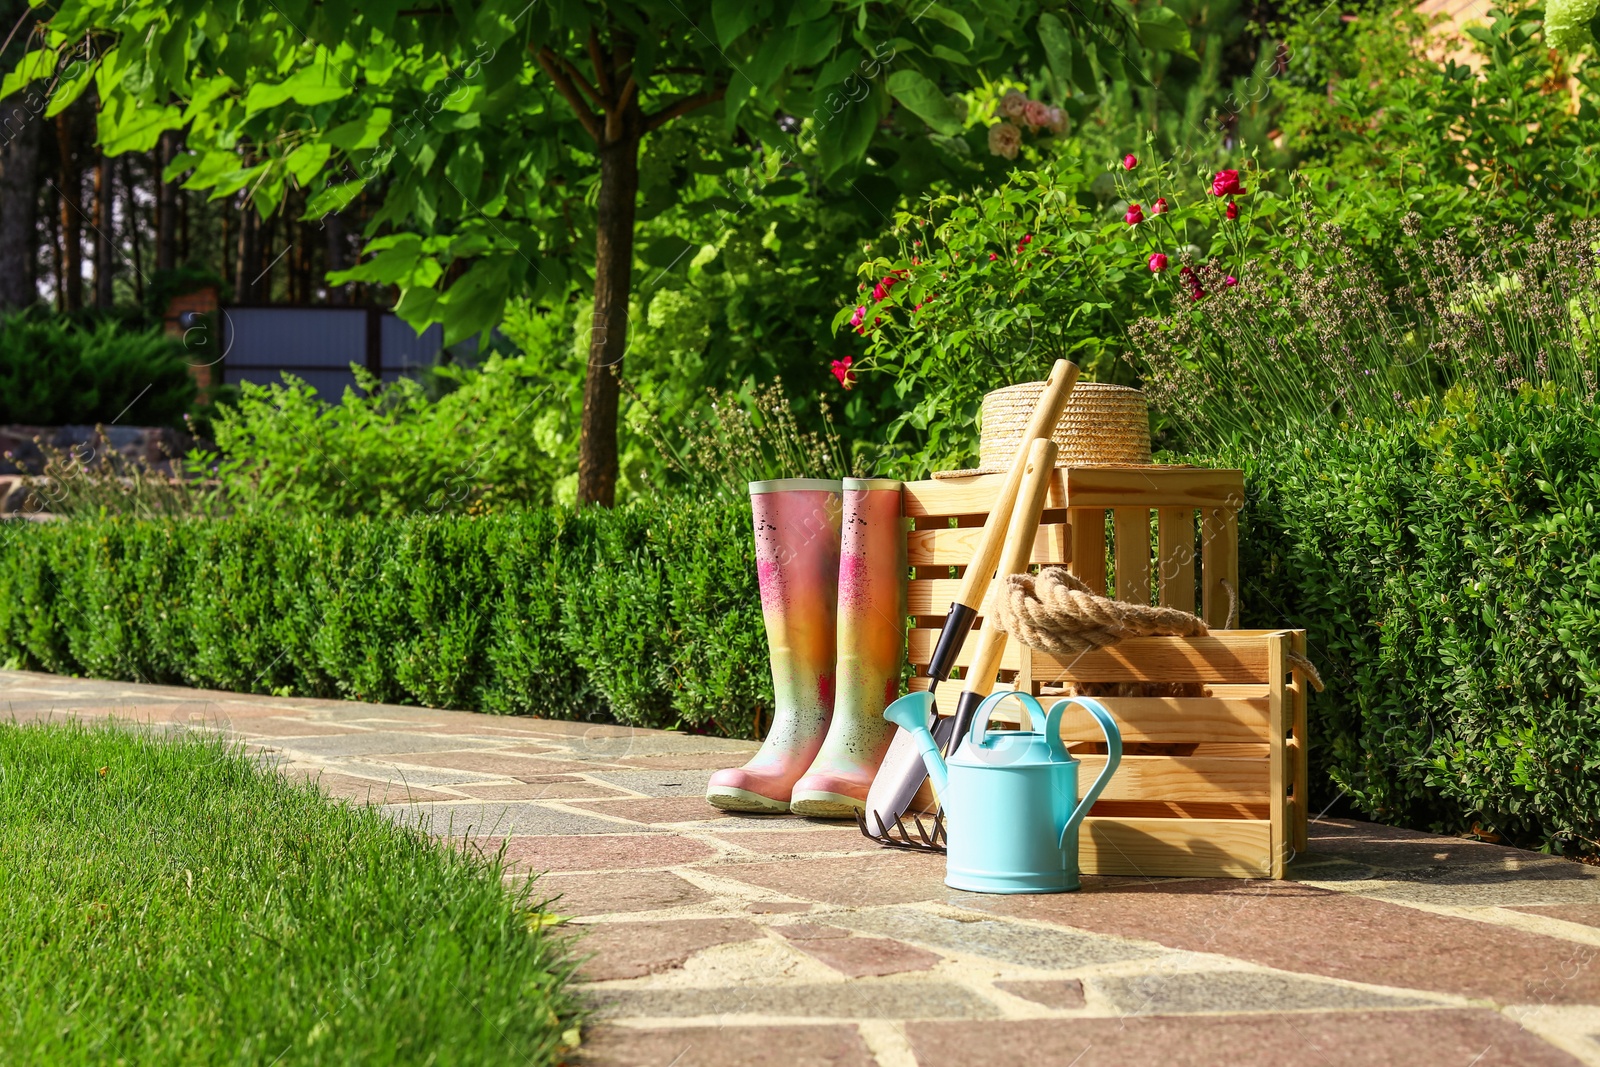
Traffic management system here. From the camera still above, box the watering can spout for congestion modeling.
[882,692,949,796]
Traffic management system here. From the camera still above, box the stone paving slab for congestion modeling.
[8,667,1600,1067]
[908,1010,1587,1066]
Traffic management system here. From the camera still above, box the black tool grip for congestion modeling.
[946,688,985,757]
[925,602,977,685]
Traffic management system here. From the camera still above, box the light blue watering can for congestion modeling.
[884,690,1121,894]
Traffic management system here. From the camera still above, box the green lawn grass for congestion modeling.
[0,718,581,1064]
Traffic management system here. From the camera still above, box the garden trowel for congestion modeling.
[859,358,1074,847]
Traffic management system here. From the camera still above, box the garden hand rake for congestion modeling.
[859,434,1064,850]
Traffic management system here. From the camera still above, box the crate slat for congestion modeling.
[1157,507,1196,612]
[1202,508,1240,629]
[908,630,1276,683]
[907,524,1070,567]
[1079,817,1273,877]
[1268,633,1289,878]
[1078,754,1268,805]
[906,678,1271,743]
[1291,631,1311,854]
[902,468,1244,517]
[1069,507,1107,595]
[1113,507,1152,605]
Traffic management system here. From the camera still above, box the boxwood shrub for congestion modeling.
[1234,385,1600,855]
[0,500,770,738]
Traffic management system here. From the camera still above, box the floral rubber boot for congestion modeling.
[705,478,843,813]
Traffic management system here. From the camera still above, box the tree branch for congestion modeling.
[644,85,727,133]
[557,53,606,110]
[586,25,613,102]
[534,46,602,142]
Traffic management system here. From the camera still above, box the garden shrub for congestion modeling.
[0,310,195,426]
[1232,385,1600,855]
[0,500,772,737]
[193,355,576,517]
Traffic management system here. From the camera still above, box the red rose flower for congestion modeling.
[1148,252,1168,272]
[1124,203,1145,225]
[1225,200,1239,221]
[1153,197,1168,215]
[1212,169,1245,197]
[831,356,856,389]
[1123,153,1138,170]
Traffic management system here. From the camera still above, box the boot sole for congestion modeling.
[705,786,790,814]
[790,790,865,819]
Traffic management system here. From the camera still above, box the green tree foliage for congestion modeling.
[5,0,1182,502]
[1276,2,1600,221]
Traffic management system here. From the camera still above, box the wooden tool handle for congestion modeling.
[953,359,1079,611]
[962,437,1060,698]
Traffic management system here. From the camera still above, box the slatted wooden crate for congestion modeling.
[901,466,1311,879]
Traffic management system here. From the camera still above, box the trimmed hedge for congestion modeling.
[0,501,770,737]
[1235,386,1600,855]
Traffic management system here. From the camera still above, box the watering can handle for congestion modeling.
[968,690,1049,748]
[1052,697,1122,851]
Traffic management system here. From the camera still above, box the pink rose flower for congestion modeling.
[987,122,1021,160]
[1153,197,1168,215]
[1148,252,1168,272]
[1123,153,1138,170]
[1023,100,1051,129]
[1224,275,1238,287]
[1225,200,1239,221]
[849,305,866,329]
[1124,203,1145,225]
[1001,89,1028,119]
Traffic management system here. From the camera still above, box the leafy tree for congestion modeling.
[6,0,1182,503]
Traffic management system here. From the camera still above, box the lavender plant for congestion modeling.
[624,376,859,501]
[1131,213,1600,449]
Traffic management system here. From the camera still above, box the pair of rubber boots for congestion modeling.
[706,477,905,817]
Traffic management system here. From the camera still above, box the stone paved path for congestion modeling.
[7,668,1600,1066]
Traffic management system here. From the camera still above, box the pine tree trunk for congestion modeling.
[154,131,177,274]
[324,210,347,305]
[93,149,113,307]
[0,94,41,309]
[55,112,82,311]
[576,125,640,507]
[234,202,259,302]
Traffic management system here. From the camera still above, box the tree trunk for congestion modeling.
[48,183,62,311]
[121,155,142,304]
[0,93,41,309]
[93,148,113,307]
[577,124,640,507]
[324,209,347,305]
[55,112,82,311]
[154,130,177,273]
[234,201,259,301]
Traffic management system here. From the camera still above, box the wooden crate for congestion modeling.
[902,466,1310,879]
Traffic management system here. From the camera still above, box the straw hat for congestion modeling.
[933,380,1152,478]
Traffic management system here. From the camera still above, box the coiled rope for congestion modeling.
[993,567,1324,691]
